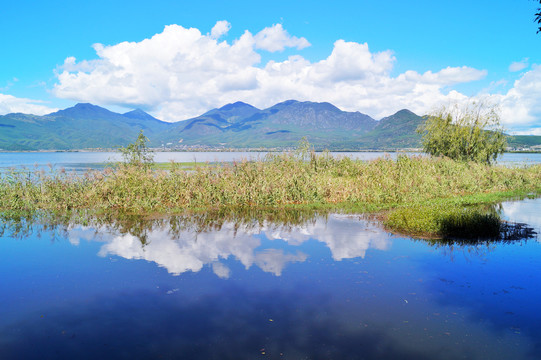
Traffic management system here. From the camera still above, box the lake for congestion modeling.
[1,151,540,359]
[0,196,540,359]
[1,151,541,173]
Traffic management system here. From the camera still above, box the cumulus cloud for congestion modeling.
[310,40,394,83]
[509,58,529,72]
[484,65,541,131]
[254,23,310,52]
[400,66,487,86]
[210,20,231,39]
[0,93,57,115]
[52,20,541,130]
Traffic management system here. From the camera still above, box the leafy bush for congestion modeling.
[418,101,506,164]
[119,130,154,168]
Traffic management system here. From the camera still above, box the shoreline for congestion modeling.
[1,147,540,154]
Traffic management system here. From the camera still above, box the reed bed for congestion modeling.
[1,152,540,214]
[1,152,540,238]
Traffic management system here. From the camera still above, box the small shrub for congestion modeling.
[119,130,154,168]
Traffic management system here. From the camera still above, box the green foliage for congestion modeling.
[507,135,541,149]
[384,205,502,239]
[418,101,507,164]
[119,130,154,167]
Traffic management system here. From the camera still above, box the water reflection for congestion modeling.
[67,214,389,277]
[1,201,541,359]
[500,197,541,233]
[1,205,537,278]
[2,286,441,360]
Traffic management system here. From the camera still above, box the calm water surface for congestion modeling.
[0,199,540,359]
[1,151,540,172]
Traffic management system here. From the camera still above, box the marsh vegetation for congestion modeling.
[1,138,540,239]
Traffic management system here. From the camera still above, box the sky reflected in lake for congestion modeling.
[81,214,389,277]
[1,200,541,359]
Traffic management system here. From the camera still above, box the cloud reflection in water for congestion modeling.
[68,214,390,277]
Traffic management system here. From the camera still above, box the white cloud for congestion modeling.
[400,66,487,86]
[310,40,394,83]
[484,65,541,131]
[210,20,231,39]
[254,23,310,52]
[0,93,58,115]
[0,77,19,92]
[53,23,262,119]
[513,128,541,135]
[509,58,529,72]
[52,20,541,131]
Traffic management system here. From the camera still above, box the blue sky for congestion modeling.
[1,0,540,133]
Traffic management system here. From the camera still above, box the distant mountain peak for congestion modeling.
[219,101,258,111]
[274,99,299,107]
[0,99,443,151]
[48,102,115,118]
[305,101,340,112]
[123,108,163,123]
[73,102,96,108]
[393,109,416,116]
[125,108,147,115]
[123,108,149,117]
[71,103,112,112]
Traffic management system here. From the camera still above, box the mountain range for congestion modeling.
[0,100,539,151]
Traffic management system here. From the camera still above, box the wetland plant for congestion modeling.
[0,137,540,239]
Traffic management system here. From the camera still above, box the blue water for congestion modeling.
[0,199,540,359]
[1,151,540,172]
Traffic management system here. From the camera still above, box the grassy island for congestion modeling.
[1,148,540,239]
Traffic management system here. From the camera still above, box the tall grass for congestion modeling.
[1,151,541,239]
[1,152,540,216]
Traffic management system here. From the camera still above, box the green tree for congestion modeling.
[417,101,507,165]
[119,130,154,167]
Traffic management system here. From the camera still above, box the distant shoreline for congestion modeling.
[1,148,540,154]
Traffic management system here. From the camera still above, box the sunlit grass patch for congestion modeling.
[383,205,502,239]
